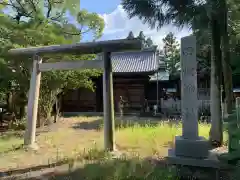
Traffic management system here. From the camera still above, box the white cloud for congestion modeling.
[99,5,192,49]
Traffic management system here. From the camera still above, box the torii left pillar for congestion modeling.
[24,55,42,150]
[103,51,115,151]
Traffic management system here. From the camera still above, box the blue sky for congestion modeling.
[78,0,192,49]
[80,0,121,14]
[4,0,191,49]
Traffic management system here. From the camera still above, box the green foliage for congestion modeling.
[1,0,80,21]
[9,118,26,131]
[0,0,7,11]
[0,1,105,121]
[137,31,154,48]
[77,10,105,39]
[67,158,177,180]
[122,0,240,80]
[231,53,240,75]
[121,0,206,30]
[121,0,234,146]
[162,32,180,76]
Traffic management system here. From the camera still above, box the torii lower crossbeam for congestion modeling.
[8,38,142,152]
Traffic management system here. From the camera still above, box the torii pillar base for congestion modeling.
[24,143,39,151]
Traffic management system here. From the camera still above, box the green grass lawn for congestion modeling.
[0,131,23,153]
[0,116,229,179]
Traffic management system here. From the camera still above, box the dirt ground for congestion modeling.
[0,117,104,171]
[0,116,172,171]
[0,116,232,180]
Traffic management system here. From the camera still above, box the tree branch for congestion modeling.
[15,0,27,13]
[5,0,34,19]
[63,27,92,36]
[63,31,81,36]
[50,12,63,21]
[28,0,37,13]
[46,0,52,18]
[0,1,20,12]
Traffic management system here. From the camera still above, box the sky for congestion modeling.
[3,0,192,49]
[79,0,192,49]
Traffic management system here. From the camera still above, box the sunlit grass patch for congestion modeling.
[0,116,228,171]
[64,156,176,180]
[114,121,226,157]
[0,131,24,153]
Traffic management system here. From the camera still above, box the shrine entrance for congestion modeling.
[8,39,142,151]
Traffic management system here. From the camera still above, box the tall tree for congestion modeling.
[209,10,223,146]
[127,31,154,48]
[0,1,104,40]
[162,32,180,76]
[0,3,105,125]
[220,0,233,115]
[138,31,145,41]
[137,31,146,48]
[192,0,239,115]
[145,37,153,47]
[121,0,224,146]
[136,31,154,48]
[0,0,80,23]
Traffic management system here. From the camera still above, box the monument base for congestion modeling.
[174,136,209,159]
[167,149,232,179]
[167,149,223,168]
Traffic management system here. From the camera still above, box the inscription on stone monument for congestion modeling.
[168,35,209,159]
[183,84,196,94]
[181,36,198,139]
[182,47,194,56]
[182,67,196,77]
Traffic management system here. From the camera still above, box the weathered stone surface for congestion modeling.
[167,149,227,169]
[174,136,210,159]
[168,35,209,164]
[24,142,39,151]
[180,35,198,139]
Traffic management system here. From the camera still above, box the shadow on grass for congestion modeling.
[50,159,174,180]
[0,131,24,140]
[0,131,24,154]
[24,157,231,180]
[0,144,24,154]
[3,148,232,180]
[72,118,103,130]
[3,148,174,180]
[0,123,61,154]
[25,157,175,180]
[71,117,174,131]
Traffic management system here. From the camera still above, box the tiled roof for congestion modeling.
[95,50,163,73]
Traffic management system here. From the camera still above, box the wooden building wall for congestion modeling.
[113,77,147,112]
[61,74,149,113]
[61,88,96,112]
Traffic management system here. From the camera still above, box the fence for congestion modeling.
[160,99,210,115]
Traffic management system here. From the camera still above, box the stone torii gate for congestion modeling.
[8,39,142,151]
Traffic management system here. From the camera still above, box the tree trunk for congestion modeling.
[18,91,27,120]
[209,16,223,147]
[19,106,25,120]
[53,98,60,123]
[6,92,13,113]
[221,0,233,115]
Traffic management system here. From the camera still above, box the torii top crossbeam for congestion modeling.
[8,38,142,56]
[9,38,142,151]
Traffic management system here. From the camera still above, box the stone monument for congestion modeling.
[168,35,209,159]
